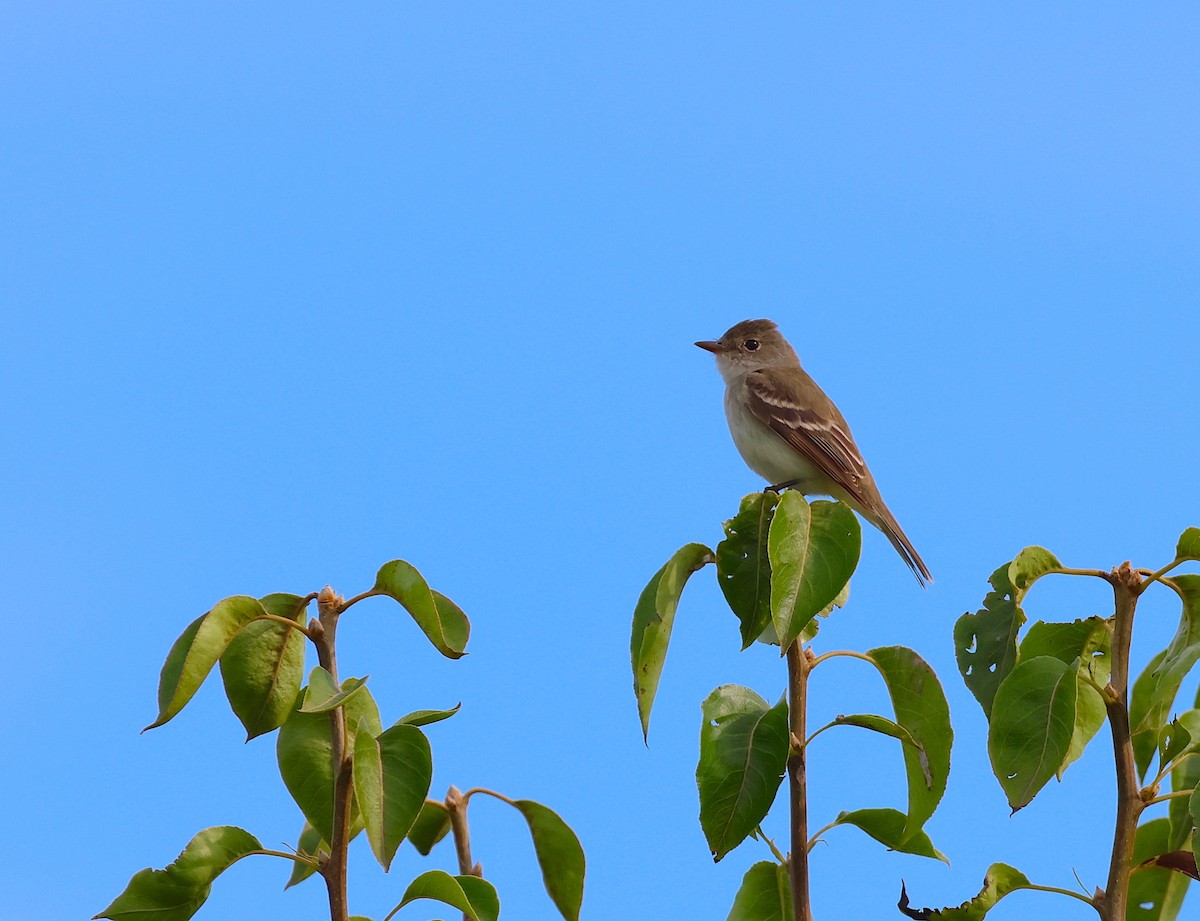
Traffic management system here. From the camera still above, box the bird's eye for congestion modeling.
[744,339,760,351]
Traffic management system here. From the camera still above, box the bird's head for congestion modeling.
[695,319,800,381]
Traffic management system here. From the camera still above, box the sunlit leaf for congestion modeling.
[832,808,948,862]
[1131,575,1200,778]
[631,542,714,740]
[1019,616,1112,778]
[1007,546,1062,595]
[866,646,952,838]
[94,827,262,921]
[395,703,461,727]
[148,597,272,729]
[988,656,1077,811]
[898,863,1032,920]
[298,667,368,713]
[767,495,860,651]
[727,861,793,921]
[1177,527,1200,562]
[392,870,499,921]
[354,724,432,871]
[512,800,586,921]
[955,564,1027,719]
[716,492,780,648]
[407,800,452,856]
[277,682,381,842]
[219,593,308,741]
[372,560,470,658]
[697,686,789,861]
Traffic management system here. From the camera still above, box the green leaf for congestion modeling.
[94,826,262,921]
[1192,788,1200,871]
[407,800,452,856]
[631,542,714,741]
[284,822,323,889]
[219,593,308,741]
[726,861,793,921]
[512,800,586,921]
[148,596,272,729]
[716,491,780,649]
[1168,710,1200,850]
[298,667,368,713]
[866,646,953,839]
[1130,818,1191,921]
[899,863,1032,920]
[1131,575,1200,778]
[1019,616,1112,778]
[372,560,470,659]
[827,713,923,751]
[353,723,432,871]
[277,682,381,842]
[955,564,1027,719]
[395,703,461,727]
[1007,546,1062,595]
[832,808,948,863]
[1177,527,1200,562]
[988,656,1077,811]
[1159,719,1193,770]
[697,685,789,861]
[393,870,499,921]
[767,495,860,651]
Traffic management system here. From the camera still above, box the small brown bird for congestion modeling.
[696,318,932,586]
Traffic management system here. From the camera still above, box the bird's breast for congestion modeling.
[723,387,825,488]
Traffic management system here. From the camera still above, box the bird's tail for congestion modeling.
[869,505,933,587]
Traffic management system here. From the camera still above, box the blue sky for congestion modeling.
[4,4,1199,920]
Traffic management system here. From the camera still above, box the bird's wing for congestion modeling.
[745,367,933,586]
[743,367,874,505]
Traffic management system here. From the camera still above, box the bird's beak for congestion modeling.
[694,339,727,354]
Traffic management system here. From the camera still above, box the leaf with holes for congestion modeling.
[955,564,1027,720]
[1129,818,1191,920]
[716,491,780,648]
[988,656,1077,811]
[898,863,1032,920]
[1007,546,1061,595]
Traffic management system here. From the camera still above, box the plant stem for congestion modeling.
[315,586,351,921]
[1097,563,1145,921]
[786,641,812,921]
[444,785,482,921]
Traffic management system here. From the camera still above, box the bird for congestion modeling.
[696,318,932,586]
